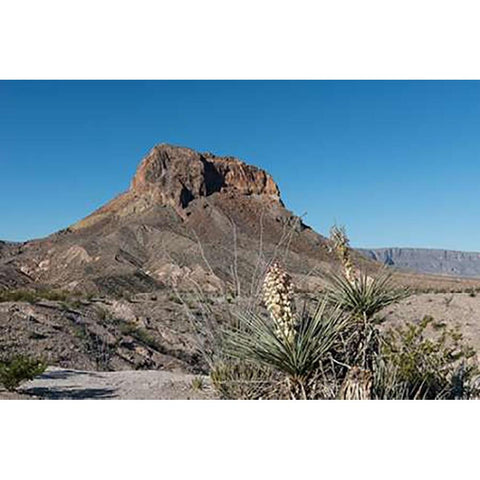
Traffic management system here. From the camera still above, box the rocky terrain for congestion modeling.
[2,143,480,398]
[358,247,480,278]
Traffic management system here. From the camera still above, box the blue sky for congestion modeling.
[1,80,480,250]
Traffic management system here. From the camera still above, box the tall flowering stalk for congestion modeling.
[262,262,295,343]
[329,225,358,284]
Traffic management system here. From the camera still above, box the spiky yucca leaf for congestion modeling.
[224,301,346,380]
[325,270,410,320]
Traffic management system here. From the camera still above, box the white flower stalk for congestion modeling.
[329,225,359,284]
[263,262,295,343]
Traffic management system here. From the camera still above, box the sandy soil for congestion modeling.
[1,367,215,400]
[384,292,480,350]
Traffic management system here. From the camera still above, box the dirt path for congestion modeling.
[2,367,215,400]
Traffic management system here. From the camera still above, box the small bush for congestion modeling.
[444,295,454,308]
[0,355,47,391]
[374,316,479,399]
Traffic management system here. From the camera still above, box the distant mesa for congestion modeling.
[358,247,480,278]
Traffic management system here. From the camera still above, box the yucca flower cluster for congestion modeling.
[329,225,358,284]
[262,262,296,343]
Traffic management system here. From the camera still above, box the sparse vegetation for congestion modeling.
[113,318,162,351]
[0,355,47,391]
[444,294,455,308]
[73,324,116,371]
[374,316,479,399]
[0,288,79,304]
[191,376,205,391]
[210,360,277,399]
[196,225,480,400]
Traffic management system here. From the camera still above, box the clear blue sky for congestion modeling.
[1,80,480,250]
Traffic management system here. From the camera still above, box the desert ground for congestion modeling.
[2,289,480,399]
[1,367,213,400]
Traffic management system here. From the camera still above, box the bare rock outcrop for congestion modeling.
[74,144,281,228]
[132,144,281,209]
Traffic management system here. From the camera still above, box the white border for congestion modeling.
[1,400,479,479]
[1,0,480,79]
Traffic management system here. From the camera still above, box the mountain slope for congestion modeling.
[0,144,345,295]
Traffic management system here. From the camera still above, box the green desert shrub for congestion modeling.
[0,289,40,303]
[373,316,479,399]
[0,355,47,392]
[322,268,408,373]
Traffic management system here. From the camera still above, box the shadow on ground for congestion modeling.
[20,386,116,399]
[38,369,104,381]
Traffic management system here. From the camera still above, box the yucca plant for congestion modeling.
[224,300,347,398]
[262,262,296,342]
[325,269,410,321]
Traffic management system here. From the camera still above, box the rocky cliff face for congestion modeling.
[358,247,480,278]
[132,144,281,207]
[74,144,281,228]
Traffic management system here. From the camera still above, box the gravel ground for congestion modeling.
[1,367,216,400]
[384,292,480,350]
